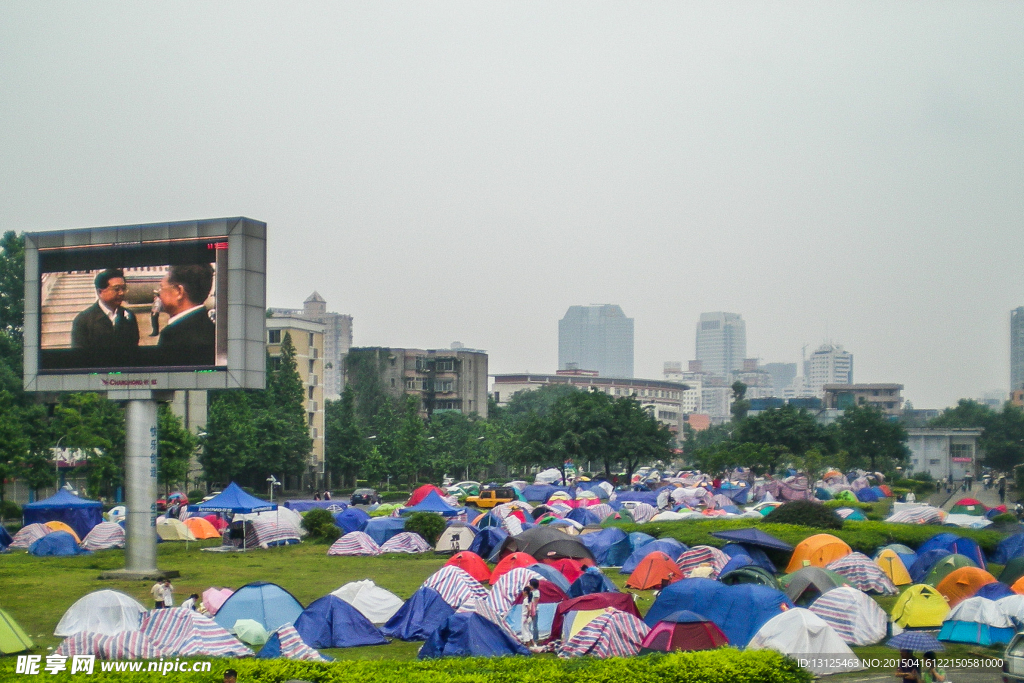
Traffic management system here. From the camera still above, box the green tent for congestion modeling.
[833,490,858,503]
[925,554,978,586]
[719,565,780,590]
[0,608,33,655]
[1000,556,1024,587]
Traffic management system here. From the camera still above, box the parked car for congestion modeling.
[465,487,516,509]
[350,488,379,505]
[1005,632,1024,682]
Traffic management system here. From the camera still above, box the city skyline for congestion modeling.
[2,4,1022,410]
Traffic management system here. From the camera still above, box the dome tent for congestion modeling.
[54,590,146,637]
[293,595,388,648]
[749,608,863,676]
[938,597,1014,646]
[81,521,125,551]
[213,582,304,634]
[640,610,728,653]
[331,580,404,625]
[419,612,529,659]
[808,586,887,646]
[0,608,34,655]
[380,587,454,641]
[29,531,90,557]
[890,584,950,628]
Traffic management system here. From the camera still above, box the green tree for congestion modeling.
[157,404,197,493]
[0,231,25,338]
[324,387,368,488]
[200,391,257,487]
[396,395,428,484]
[344,348,394,426]
[605,395,674,483]
[930,399,995,429]
[259,333,313,481]
[980,403,1024,471]
[49,393,126,499]
[730,380,750,422]
[733,404,835,463]
[0,390,30,500]
[836,403,909,473]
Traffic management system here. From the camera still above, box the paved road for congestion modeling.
[830,669,1003,682]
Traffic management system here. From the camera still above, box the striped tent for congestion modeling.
[502,515,525,536]
[56,631,161,660]
[628,503,658,524]
[826,553,898,595]
[677,546,730,579]
[422,566,490,610]
[887,507,945,525]
[588,504,615,521]
[807,586,888,646]
[257,623,330,661]
[549,502,574,516]
[9,523,52,549]
[456,596,522,641]
[81,522,125,550]
[492,502,534,519]
[141,607,252,658]
[328,532,382,556]
[488,567,544,616]
[243,519,300,549]
[380,532,432,554]
[559,609,651,659]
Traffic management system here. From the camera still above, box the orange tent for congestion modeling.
[1011,576,1024,595]
[490,552,539,584]
[184,517,222,540]
[625,551,683,590]
[785,534,852,573]
[44,521,81,544]
[445,551,491,583]
[936,567,998,608]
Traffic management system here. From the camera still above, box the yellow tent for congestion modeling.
[156,518,197,541]
[43,521,81,544]
[566,609,605,640]
[785,534,852,573]
[875,549,912,586]
[890,584,950,628]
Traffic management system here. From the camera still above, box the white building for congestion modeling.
[269,292,352,400]
[694,312,746,380]
[807,343,853,398]
[906,428,982,482]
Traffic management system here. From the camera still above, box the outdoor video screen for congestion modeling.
[38,237,229,372]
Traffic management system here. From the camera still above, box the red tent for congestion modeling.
[490,552,539,584]
[542,558,586,583]
[407,484,447,507]
[641,610,729,652]
[512,579,568,606]
[445,551,491,583]
[202,514,228,531]
[548,592,641,644]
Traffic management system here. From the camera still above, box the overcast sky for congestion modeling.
[2,3,1022,409]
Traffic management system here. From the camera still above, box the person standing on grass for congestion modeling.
[162,579,174,608]
[150,581,165,609]
[1000,477,1007,505]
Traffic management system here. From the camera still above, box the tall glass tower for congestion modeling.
[558,305,634,378]
[694,312,746,380]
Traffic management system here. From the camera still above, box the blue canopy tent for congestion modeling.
[419,612,529,659]
[28,531,90,557]
[192,482,278,551]
[578,527,631,567]
[214,581,303,634]
[380,587,454,641]
[333,507,371,534]
[293,595,388,648]
[284,500,345,513]
[709,528,794,552]
[400,491,463,517]
[23,489,103,540]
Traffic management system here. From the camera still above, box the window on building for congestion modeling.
[308,332,314,346]
[308,359,315,373]
[311,427,318,439]
[268,329,281,344]
[269,357,282,371]
[433,379,454,392]
[929,458,940,465]
[308,386,314,399]
[951,443,972,459]
[308,412,314,426]
[436,359,455,372]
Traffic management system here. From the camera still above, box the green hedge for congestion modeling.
[611,518,1005,555]
[26,649,812,683]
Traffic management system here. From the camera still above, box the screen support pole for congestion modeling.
[100,391,177,580]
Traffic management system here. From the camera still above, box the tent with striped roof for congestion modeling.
[139,607,252,657]
[676,545,730,579]
[328,532,382,556]
[256,623,330,661]
[504,580,569,641]
[56,631,160,660]
[807,586,887,646]
[81,521,125,550]
[559,609,651,659]
[421,566,489,610]
[8,522,51,549]
[886,506,945,525]
[380,531,431,554]
[488,567,543,615]
[826,552,898,595]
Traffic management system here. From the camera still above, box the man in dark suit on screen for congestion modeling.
[157,263,216,365]
[70,269,140,360]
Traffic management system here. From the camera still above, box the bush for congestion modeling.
[763,500,843,530]
[301,508,341,544]
[992,513,1018,525]
[0,500,21,521]
[893,478,938,496]
[822,500,872,512]
[187,490,206,503]
[380,490,410,503]
[404,512,446,546]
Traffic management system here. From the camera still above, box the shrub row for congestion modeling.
[27,649,812,683]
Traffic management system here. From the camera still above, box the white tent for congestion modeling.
[534,468,563,485]
[434,524,477,554]
[808,586,888,646]
[54,590,147,637]
[748,608,863,675]
[945,597,1014,629]
[331,580,404,624]
[234,507,306,536]
[997,595,1024,624]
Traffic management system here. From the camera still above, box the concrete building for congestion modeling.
[663,360,732,423]
[349,344,489,419]
[267,316,326,488]
[906,428,983,482]
[733,358,773,399]
[822,383,904,416]
[558,305,634,378]
[807,343,853,398]
[269,292,353,400]
[762,362,798,397]
[491,372,688,433]
[1013,307,1024,392]
[694,312,746,380]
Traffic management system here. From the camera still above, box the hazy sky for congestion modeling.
[2,3,1022,409]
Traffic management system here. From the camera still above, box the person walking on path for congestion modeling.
[1000,477,1007,505]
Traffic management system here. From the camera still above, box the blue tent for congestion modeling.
[214,582,304,633]
[293,595,388,648]
[23,489,103,540]
[579,527,631,567]
[878,544,918,571]
[362,517,407,546]
[721,543,776,574]
[0,524,13,550]
[522,485,570,503]
[476,512,502,529]
[528,563,572,593]
[719,553,753,577]
[193,482,277,514]
[716,486,750,504]
[644,578,793,647]
[468,527,508,563]
[994,534,1024,565]
[566,507,601,526]
[28,531,90,556]
[568,566,619,598]
[856,488,880,502]
[870,486,888,498]
[939,617,1014,647]
[380,587,454,641]
[918,533,986,569]
[574,481,610,499]
[334,507,371,534]
[815,487,833,501]
[620,538,688,575]
[401,491,463,517]
[975,582,1015,601]
[627,532,656,552]
[909,549,953,584]
[613,491,659,506]
[419,612,529,659]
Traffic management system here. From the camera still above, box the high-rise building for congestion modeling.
[762,362,798,397]
[807,343,853,398]
[694,312,746,380]
[1012,307,1024,392]
[558,305,634,378]
[269,292,353,400]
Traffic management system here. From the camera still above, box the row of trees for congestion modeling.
[930,399,1024,471]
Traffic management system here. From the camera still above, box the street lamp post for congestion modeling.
[54,436,66,491]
